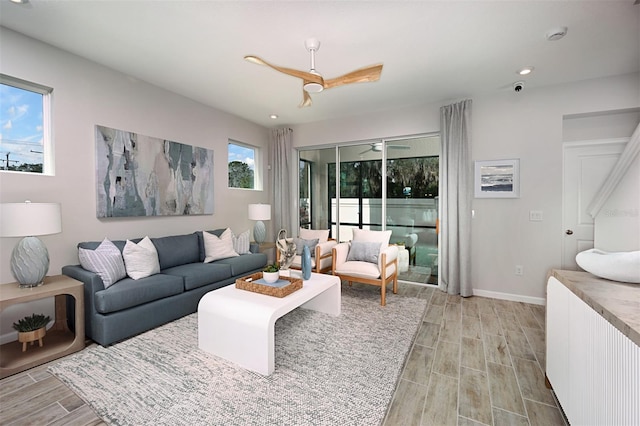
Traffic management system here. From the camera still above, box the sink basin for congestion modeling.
[576,249,640,284]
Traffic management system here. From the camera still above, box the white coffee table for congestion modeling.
[198,271,341,375]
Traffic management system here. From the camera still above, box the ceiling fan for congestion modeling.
[244,38,383,108]
[359,143,410,155]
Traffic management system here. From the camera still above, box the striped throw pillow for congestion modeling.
[232,229,251,254]
[78,238,126,288]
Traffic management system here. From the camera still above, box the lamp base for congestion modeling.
[253,220,266,244]
[10,236,49,288]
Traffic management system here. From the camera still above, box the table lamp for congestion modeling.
[248,203,271,244]
[0,201,62,288]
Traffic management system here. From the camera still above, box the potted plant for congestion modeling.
[13,313,50,352]
[262,263,280,283]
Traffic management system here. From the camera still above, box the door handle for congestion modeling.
[565,229,574,235]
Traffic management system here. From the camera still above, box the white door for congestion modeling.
[562,140,627,269]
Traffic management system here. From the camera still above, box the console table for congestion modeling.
[0,275,85,379]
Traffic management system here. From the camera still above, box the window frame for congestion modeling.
[227,139,262,190]
[0,74,54,175]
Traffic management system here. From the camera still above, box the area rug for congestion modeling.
[49,288,427,426]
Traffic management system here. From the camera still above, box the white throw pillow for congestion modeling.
[122,236,161,280]
[299,228,329,243]
[78,238,126,288]
[232,229,251,254]
[204,228,239,262]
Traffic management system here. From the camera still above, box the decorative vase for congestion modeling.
[301,245,311,280]
[18,327,46,352]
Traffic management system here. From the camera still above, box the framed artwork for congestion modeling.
[95,125,214,217]
[474,159,520,198]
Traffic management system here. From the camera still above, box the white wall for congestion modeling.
[594,152,640,251]
[0,28,270,286]
[293,72,640,302]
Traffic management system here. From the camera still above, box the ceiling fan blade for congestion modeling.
[359,148,374,155]
[244,55,323,84]
[299,87,313,108]
[323,64,383,89]
[388,145,410,150]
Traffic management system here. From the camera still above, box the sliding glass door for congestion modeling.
[298,135,440,285]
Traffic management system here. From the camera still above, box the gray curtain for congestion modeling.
[440,99,473,296]
[269,128,293,237]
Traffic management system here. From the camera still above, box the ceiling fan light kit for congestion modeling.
[245,37,383,107]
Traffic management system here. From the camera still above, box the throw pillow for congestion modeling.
[299,228,329,243]
[78,238,126,288]
[122,236,161,280]
[293,237,319,257]
[203,228,239,262]
[346,241,383,264]
[231,229,251,255]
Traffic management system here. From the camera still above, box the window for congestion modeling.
[299,159,312,228]
[0,74,53,174]
[228,140,260,189]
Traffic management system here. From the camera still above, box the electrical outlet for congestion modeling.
[529,210,543,221]
[515,265,524,276]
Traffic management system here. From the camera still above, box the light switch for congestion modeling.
[529,210,543,222]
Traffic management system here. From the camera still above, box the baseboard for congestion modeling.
[472,289,546,306]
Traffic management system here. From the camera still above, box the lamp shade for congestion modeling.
[0,202,62,237]
[248,204,271,221]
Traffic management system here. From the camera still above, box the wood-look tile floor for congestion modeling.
[0,283,565,426]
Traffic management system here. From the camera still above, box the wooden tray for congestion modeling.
[235,272,302,298]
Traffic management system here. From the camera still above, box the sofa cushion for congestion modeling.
[215,253,268,277]
[94,273,184,314]
[162,262,232,291]
[151,233,200,270]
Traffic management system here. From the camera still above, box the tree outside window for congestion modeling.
[228,141,256,189]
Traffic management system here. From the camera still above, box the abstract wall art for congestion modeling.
[95,125,214,217]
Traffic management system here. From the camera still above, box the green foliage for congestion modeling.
[228,161,254,189]
[12,313,51,332]
[263,263,279,273]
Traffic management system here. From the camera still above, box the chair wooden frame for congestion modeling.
[331,245,398,306]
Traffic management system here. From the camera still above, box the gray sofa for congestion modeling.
[62,229,267,346]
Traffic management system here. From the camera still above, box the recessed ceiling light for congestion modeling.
[269,114,278,119]
[518,67,534,75]
[546,27,568,41]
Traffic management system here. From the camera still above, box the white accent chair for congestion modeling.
[332,229,399,306]
[276,228,337,274]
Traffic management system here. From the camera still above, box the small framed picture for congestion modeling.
[474,159,520,198]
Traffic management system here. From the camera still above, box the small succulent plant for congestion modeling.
[263,263,280,273]
[12,314,51,332]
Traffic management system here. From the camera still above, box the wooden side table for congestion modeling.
[0,275,85,379]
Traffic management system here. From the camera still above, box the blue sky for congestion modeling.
[0,83,44,166]
[228,143,255,170]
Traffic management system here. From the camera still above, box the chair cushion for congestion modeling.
[334,261,381,279]
[352,228,392,245]
[94,273,184,314]
[162,262,232,291]
[299,228,329,243]
[215,253,268,276]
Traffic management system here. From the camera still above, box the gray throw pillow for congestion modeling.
[293,237,318,257]
[346,241,382,264]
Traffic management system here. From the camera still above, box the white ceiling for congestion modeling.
[1,1,638,128]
